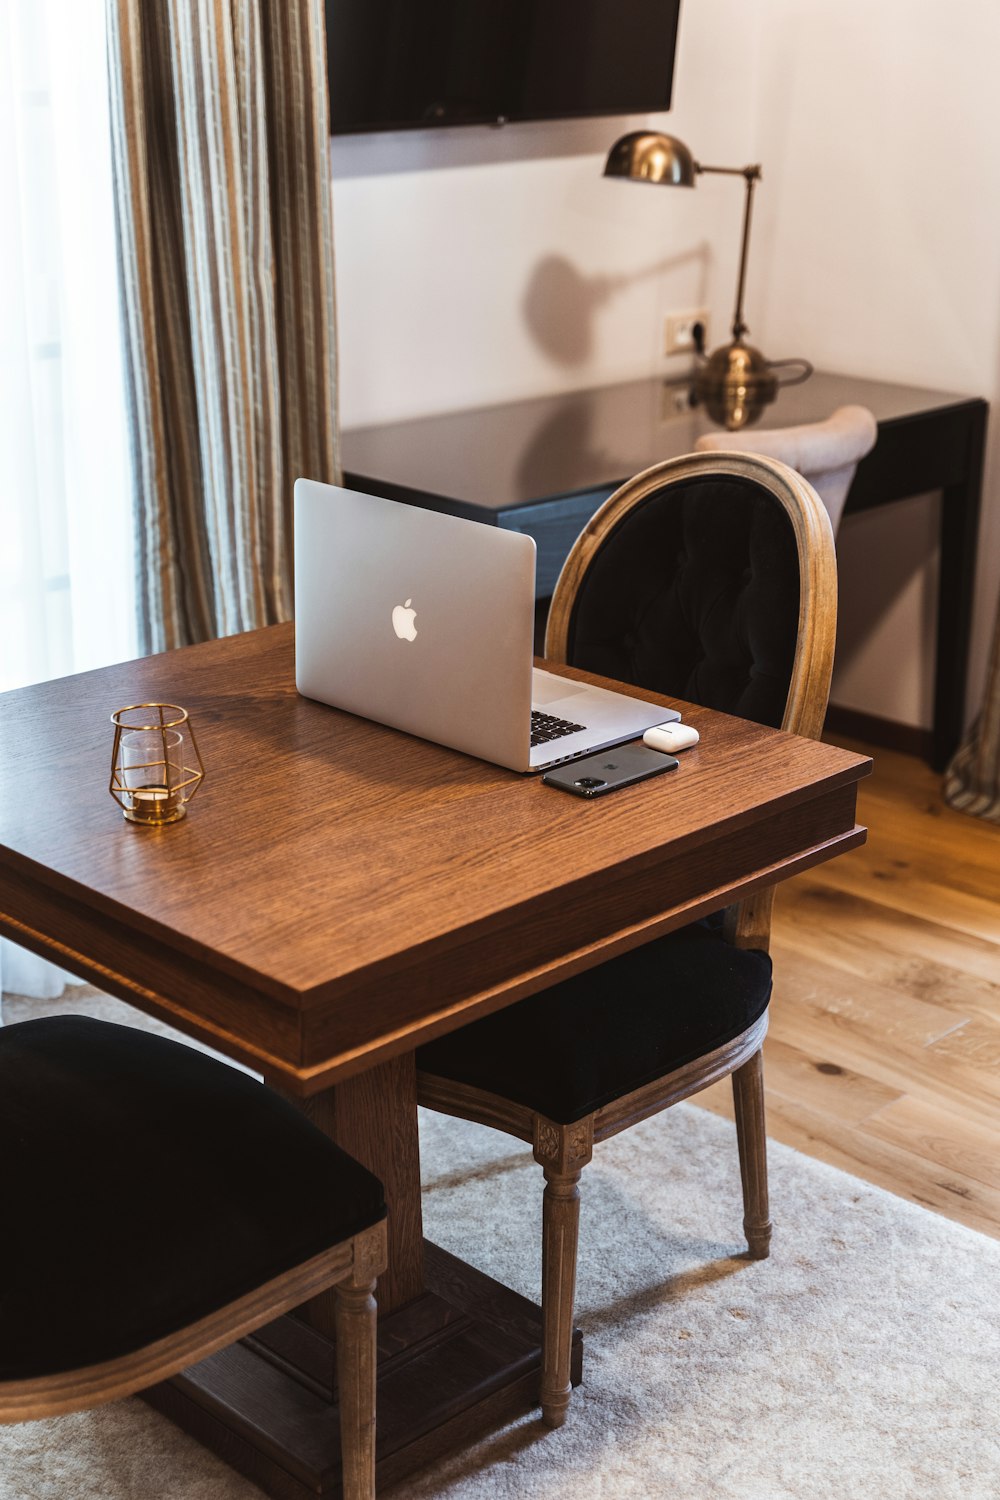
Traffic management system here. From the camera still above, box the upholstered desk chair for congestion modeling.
[0,1016,387,1500]
[416,452,838,1428]
[695,404,877,532]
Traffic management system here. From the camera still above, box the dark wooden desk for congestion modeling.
[343,370,987,771]
[0,626,870,1498]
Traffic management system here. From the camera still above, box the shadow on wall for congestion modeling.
[522,247,710,367]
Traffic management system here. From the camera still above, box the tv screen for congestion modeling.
[326,0,681,135]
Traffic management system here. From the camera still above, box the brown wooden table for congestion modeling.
[0,625,870,1497]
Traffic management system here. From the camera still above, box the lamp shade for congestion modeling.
[603,130,697,187]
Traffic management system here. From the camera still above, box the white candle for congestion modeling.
[126,783,183,823]
[132,785,171,806]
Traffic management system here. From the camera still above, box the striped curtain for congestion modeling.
[944,594,1000,821]
[105,0,340,653]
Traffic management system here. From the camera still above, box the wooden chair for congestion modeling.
[0,1015,387,1500]
[416,452,838,1429]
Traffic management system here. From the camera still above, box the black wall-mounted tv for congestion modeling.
[326,0,681,135]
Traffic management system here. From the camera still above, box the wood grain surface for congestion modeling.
[0,624,869,1089]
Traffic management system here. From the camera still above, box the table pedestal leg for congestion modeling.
[143,1055,582,1498]
[290,1055,425,1319]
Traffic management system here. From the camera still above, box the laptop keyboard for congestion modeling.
[530,709,586,747]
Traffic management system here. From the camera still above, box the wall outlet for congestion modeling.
[664,309,709,356]
[660,382,694,422]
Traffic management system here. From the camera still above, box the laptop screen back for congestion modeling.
[294,480,537,768]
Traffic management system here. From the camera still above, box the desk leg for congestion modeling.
[144,1054,577,1498]
[934,404,986,772]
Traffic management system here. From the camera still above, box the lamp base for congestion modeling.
[693,338,778,431]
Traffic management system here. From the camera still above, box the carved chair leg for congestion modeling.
[334,1224,385,1500]
[732,1047,772,1259]
[533,1115,594,1428]
[540,1162,583,1428]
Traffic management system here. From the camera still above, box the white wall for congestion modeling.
[751,0,1000,729]
[331,1,761,427]
[331,0,1000,731]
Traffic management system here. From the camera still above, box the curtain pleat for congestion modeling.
[105,0,339,653]
[944,593,1000,822]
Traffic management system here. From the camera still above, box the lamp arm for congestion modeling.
[694,163,762,341]
[695,163,762,179]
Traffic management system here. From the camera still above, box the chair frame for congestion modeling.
[417,452,838,1428]
[0,1218,387,1500]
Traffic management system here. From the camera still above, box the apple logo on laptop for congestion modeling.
[392,598,417,641]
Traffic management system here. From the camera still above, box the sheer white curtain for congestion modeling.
[0,0,136,1005]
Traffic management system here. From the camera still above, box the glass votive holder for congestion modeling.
[109,704,205,825]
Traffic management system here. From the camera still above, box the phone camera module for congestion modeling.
[575,776,606,789]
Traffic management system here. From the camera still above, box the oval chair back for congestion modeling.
[545,450,838,741]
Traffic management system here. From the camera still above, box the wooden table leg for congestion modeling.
[934,403,986,771]
[143,1053,580,1498]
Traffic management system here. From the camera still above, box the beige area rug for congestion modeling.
[2,989,999,1499]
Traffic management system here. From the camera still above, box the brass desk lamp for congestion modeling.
[603,130,810,429]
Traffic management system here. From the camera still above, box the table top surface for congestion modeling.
[342,369,979,515]
[0,625,869,1083]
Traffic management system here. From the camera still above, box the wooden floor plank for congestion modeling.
[768,950,972,1050]
[697,1084,1000,1238]
[863,1094,1000,1194]
[776,878,1000,996]
[928,1015,1000,1071]
[758,1095,1000,1238]
[694,737,1000,1240]
[748,1035,901,1125]
[815,858,1000,944]
[765,989,999,1128]
[851,813,1000,905]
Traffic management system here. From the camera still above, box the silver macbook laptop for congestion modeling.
[293,479,678,772]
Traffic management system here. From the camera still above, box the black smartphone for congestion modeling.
[542,743,679,798]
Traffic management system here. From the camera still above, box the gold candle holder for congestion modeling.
[109,703,205,825]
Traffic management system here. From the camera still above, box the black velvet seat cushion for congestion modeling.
[417,921,772,1125]
[567,474,800,730]
[0,1016,385,1381]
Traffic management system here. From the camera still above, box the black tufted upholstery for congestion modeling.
[0,1016,386,1381]
[416,920,772,1123]
[566,474,801,729]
